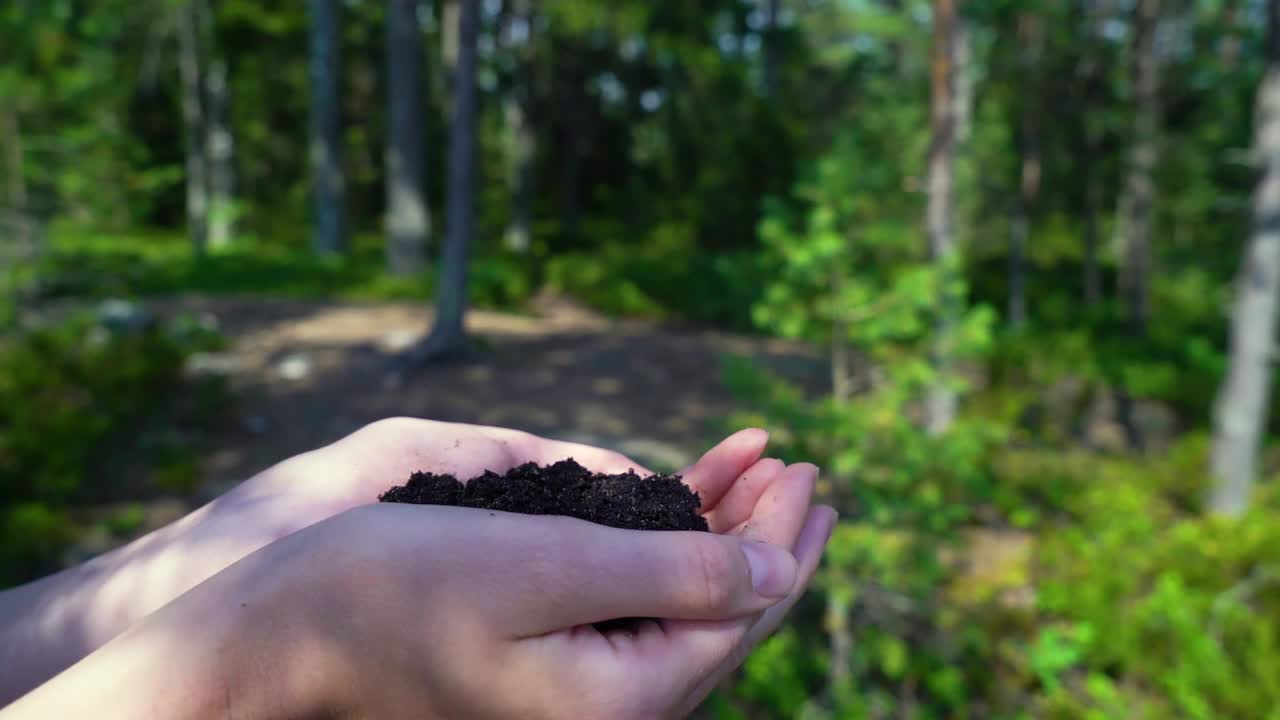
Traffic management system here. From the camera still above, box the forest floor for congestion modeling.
[172,293,826,499]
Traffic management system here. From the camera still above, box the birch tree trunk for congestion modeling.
[1209,0,1280,517]
[309,0,348,256]
[386,0,430,275]
[925,0,959,436]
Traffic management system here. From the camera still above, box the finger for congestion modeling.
[676,505,837,716]
[738,505,837,651]
[505,523,798,635]
[655,463,819,680]
[679,429,770,513]
[732,462,820,549]
[703,458,785,533]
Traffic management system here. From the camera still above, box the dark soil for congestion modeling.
[378,459,709,532]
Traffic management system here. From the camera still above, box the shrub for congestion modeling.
[0,307,229,586]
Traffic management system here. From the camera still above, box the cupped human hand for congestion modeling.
[182,419,782,588]
[42,420,779,668]
[280,501,833,718]
[6,490,834,720]
[0,418,827,709]
[0,417,834,712]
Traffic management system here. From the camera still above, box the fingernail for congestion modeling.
[743,541,797,599]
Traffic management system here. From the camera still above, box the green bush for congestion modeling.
[712,422,1280,718]
[0,308,229,586]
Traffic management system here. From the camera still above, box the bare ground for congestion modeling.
[170,294,825,497]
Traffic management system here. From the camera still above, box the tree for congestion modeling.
[204,1,237,250]
[926,0,960,435]
[415,0,478,358]
[1076,0,1107,307]
[1009,9,1042,330]
[763,0,781,98]
[502,0,535,254]
[1209,0,1280,517]
[308,0,347,257]
[1116,0,1161,332]
[177,0,210,255]
[386,0,430,275]
[2,108,29,245]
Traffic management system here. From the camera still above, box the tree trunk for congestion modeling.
[441,0,459,114]
[1078,0,1105,306]
[503,0,535,254]
[205,51,236,250]
[3,108,29,245]
[559,56,583,243]
[1009,11,1042,330]
[1117,0,1161,334]
[309,0,347,256]
[925,0,959,436]
[386,0,430,275]
[1112,0,1161,451]
[1209,0,1280,517]
[419,0,478,356]
[177,0,209,256]
[762,0,780,98]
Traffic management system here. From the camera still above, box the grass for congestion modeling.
[39,227,438,301]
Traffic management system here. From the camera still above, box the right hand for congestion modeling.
[250,493,833,719]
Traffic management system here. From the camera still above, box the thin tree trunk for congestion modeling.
[1077,0,1105,306]
[177,0,209,256]
[386,0,430,275]
[3,108,29,244]
[419,0,478,355]
[309,0,347,256]
[201,0,235,250]
[825,592,852,695]
[1009,11,1042,330]
[559,56,583,243]
[1113,0,1161,451]
[205,50,236,250]
[1117,0,1161,334]
[926,0,959,436]
[1218,0,1242,69]
[1209,0,1280,517]
[441,0,459,115]
[503,0,535,254]
[762,0,780,98]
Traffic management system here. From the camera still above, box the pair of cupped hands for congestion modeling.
[2,419,834,720]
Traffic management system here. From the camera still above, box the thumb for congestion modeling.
[507,523,798,635]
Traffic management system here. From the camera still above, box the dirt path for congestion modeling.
[172,295,824,496]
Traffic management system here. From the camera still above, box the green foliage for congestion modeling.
[1033,472,1280,718]
[31,228,538,310]
[546,220,766,329]
[0,308,228,586]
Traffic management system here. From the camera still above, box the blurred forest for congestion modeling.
[4,0,1280,717]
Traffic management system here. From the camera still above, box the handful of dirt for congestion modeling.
[378,458,709,532]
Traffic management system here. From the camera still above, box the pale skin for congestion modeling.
[0,418,834,719]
